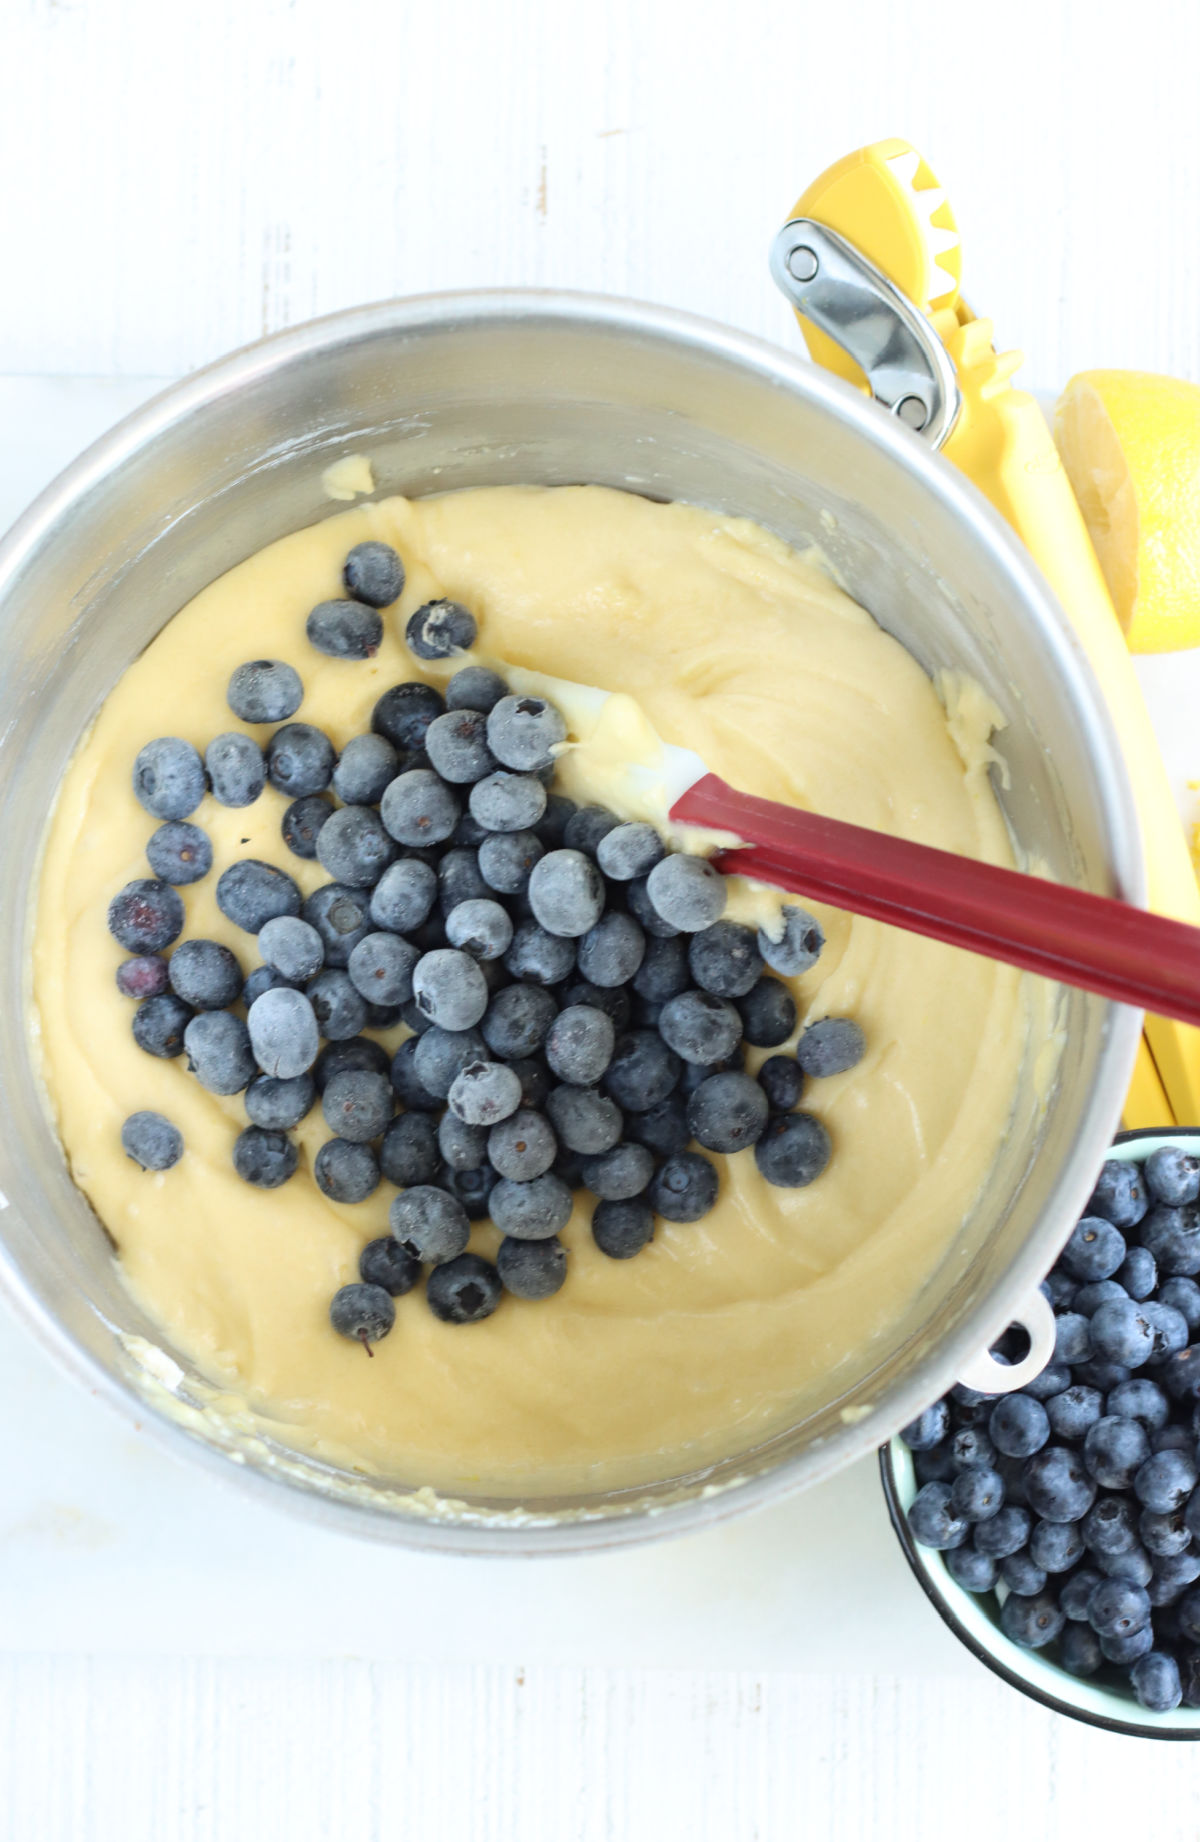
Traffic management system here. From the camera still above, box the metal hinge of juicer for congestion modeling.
[770,218,961,450]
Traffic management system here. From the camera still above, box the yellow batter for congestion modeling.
[33,485,1030,1496]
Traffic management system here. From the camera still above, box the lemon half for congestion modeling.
[1055,369,1200,653]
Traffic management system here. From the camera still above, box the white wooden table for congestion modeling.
[4,2,1200,1835]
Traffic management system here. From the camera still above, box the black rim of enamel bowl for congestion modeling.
[880,1126,1200,1741]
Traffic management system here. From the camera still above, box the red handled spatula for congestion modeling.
[670,772,1200,1026]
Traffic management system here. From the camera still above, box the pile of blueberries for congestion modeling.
[901,1143,1200,1715]
[109,540,866,1343]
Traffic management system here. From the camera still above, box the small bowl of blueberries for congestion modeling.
[882,1129,1200,1737]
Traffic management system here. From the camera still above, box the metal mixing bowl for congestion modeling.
[0,290,1142,1551]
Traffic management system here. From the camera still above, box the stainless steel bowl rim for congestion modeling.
[0,288,1144,1553]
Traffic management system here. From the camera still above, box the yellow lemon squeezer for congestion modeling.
[772,139,1200,1131]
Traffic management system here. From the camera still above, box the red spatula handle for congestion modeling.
[670,773,1200,1026]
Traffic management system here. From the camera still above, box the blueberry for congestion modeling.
[1060,1215,1128,1282]
[321,1069,393,1143]
[1001,1550,1048,1595]
[406,598,477,660]
[574,912,643,989]
[535,794,577,850]
[433,852,488,922]
[244,1072,315,1131]
[1057,1622,1103,1677]
[1140,1506,1192,1557]
[121,1110,183,1172]
[1159,1346,1200,1402]
[1045,1385,1104,1441]
[117,954,170,1000]
[1131,1650,1183,1711]
[1141,1206,1200,1278]
[736,978,798,1050]
[482,984,558,1060]
[412,1025,487,1099]
[482,694,565,774]
[581,1198,652,1265]
[915,1441,959,1486]
[645,854,726,933]
[216,859,302,933]
[435,900,507,969]
[227,660,303,725]
[367,859,436,937]
[1135,1448,1199,1514]
[306,597,383,660]
[315,1134,379,1208]
[252,918,320,987]
[753,1113,832,1189]
[1024,1447,1097,1523]
[974,1504,1032,1557]
[1082,1493,1140,1556]
[373,1117,437,1195]
[489,1172,573,1241]
[1075,1358,1133,1393]
[1087,1156,1150,1226]
[421,710,496,787]
[1073,1279,1129,1316]
[492,1235,566,1301]
[313,805,396,889]
[1159,1277,1200,1331]
[1061,1569,1106,1624]
[168,939,242,1011]
[411,948,489,1031]
[445,1059,522,1129]
[560,980,632,1033]
[624,1092,689,1159]
[900,1401,951,1452]
[592,821,664,882]
[602,1030,680,1113]
[658,991,742,1067]
[278,793,332,862]
[1148,1551,1200,1606]
[359,1236,420,1298]
[480,830,553,904]
[1023,1363,1073,1402]
[184,1011,256,1093]
[578,1141,654,1201]
[1091,1296,1156,1367]
[944,1544,997,1592]
[1029,1518,1086,1572]
[753,1056,803,1114]
[1052,1312,1092,1366]
[562,807,619,858]
[390,1184,471,1263]
[907,1481,969,1550]
[543,1006,614,1088]
[757,905,825,977]
[687,921,763,1000]
[951,1426,997,1471]
[266,723,336,798]
[1084,1415,1151,1489]
[1042,1270,1079,1311]
[132,737,206,821]
[329,1281,395,1347]
[146,820,213,887]
[1109,1378,1171,1430]
[1118,1245,1158,1301]
[989,1394,1051,1459]
[307,968,368,1042]
[108,879,185,955]
[232,1126,298,1189]
[632,936,689,1005]
[328,737,396,810]
[346,932,419,1008]
[426,1253,502,1324]
[372,681,445,751]
[303,883,372,967]
[546,1084,623,1155]
[1144,1145,1200,1207]
[648,1150,718,1223]
[506,1058,550,1112]
[1151,1305,1196,1362]
[446,665,508,714]
[503,920,575,986]
[132,992,193,1058]
[950,1465,1005,1524]
[488,1108,558,1182]
[1087,1574,1151,1637]
[343,540,405,608]
[467,769,547,839]
[436,1111,487,1174]
[795,1017,866,1078]
[382,1046,437,1119]
[686,1071,768,1155]
[437,1160,497,1222]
